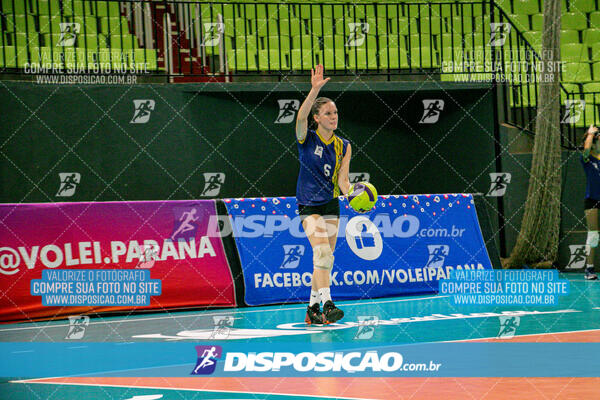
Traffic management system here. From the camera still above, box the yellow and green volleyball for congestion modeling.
[348,182,378,213]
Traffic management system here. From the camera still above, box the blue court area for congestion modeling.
[1,274,598,345]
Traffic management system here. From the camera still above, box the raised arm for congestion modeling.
[583,124,598,162]
[296,64,330,143]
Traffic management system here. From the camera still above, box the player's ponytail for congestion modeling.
[309,97,333,130]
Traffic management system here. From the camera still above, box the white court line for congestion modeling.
[9,380,377,400]
[0,295,449,332]
[442,327,600,343]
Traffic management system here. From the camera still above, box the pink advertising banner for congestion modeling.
[0,200,235,323]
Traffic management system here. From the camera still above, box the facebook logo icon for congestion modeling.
[191,345,222,375]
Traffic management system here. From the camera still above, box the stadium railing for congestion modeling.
[0,0,587,148]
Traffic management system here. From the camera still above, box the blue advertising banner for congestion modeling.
[222,194,493,306]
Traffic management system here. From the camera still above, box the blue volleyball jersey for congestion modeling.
[296,129,349,206]
[582,153,600,200]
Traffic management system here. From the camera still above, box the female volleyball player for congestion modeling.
[582,124,599,280]
[295,64,352,324]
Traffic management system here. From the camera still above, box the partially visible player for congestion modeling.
[581,124,600,280]
[295,64,352,324]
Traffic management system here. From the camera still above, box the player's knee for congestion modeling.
[587,231,599,248]
[313,243,334,270]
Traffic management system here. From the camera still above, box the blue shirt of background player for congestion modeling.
[296,129,349,206]
[581,153,600,201]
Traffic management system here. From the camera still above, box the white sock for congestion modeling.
[309,290,320,307]
[318,287,332,303]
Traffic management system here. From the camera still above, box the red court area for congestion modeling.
[28,376,600,399]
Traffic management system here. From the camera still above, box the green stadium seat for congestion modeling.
[560,29,580,44]
[268,3,288,20]
[299,4,320,19]
[348,48,378,69]
[2,14,37,33]
[262,35,291,51]
[290,48,318,70]
[12,45,33,67]
[419,16,443,35]
[451,16,474,34]
[235,35,258,51]
[258,49,288,70]
[42,32,107,48]
[388,17,418,36]
[567,0,596,14]
[593,63,600,81]
[562,62,592,82]
[577,103,599,128]
[435,3,454,19]
[441,45,469,66]
[507,14,530,32]
[562,12,588,31]
[322,48,347,70]
[408,33,438,50]
[591,12,600,29]
[365,17,388,36]
[531,14,544,31]
[376,4,399,18]
[377,34,402,51]
[291,35,320,51]
[583,82,600,94]
[0,46,17,68]
[463,2,488,17]
[562,43,588,61]
[95,1,120,17]
[583,29,600,46]
[254,18,279,37]
[560,82,581,102]
[494,0,512,14]
[78,33,107,49]
[321,4,345,20]
[282,18,301,37]
[408,46,438,69]
[322,35,347,52]
[227,48,257,71]
[59,0,79,16]
[38,15,63,34]
[100,16,130,35]
[319,18,334,36]
[74,16,98,34]
[72,0,95,17]
[224,18,246,37]
[439,33,457,50]
[14,32,39,49]
[1,0,26,14]
[592,42,600,59]
[512,0,540,15]
[523,31,542,48]
[35,0,64,17]
[109,34,138,49]
[133,48,158,71]
[234,3,254,19]
[378,47,408,69]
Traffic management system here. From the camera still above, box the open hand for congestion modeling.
[311,64,330,90]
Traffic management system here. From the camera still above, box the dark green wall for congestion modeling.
[0,81,497,203]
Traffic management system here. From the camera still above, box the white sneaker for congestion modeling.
[585,271,598,280]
